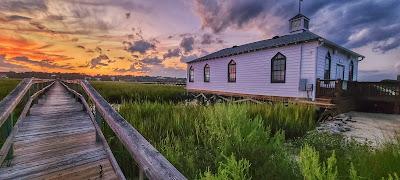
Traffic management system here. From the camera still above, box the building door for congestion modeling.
[336,64,345,80]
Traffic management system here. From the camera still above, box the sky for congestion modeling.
[0,0,399,81]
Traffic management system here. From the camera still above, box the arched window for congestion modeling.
[189,66,194,82]
[271,53,286,83]
[204,64,210,82]
[349,61,354,81]
[228,60,236,82]
[324,52,331,80]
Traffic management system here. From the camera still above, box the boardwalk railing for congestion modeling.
[63,80,186,180]
[0,78,54,165]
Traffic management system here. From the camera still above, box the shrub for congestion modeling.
[299,144,338,180]
[200,155,251,180]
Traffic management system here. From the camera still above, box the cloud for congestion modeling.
[180,36,195,53]
[127,40,156,54]
[89,54,114,69]
[11,56,75,70]
[200,33,223,45]
[0,0,48,13]
[358,69,398,82]
[180,54,198,63]
[76,45,85,49]
[29,21,47,30]
[193,0,400,52]
[194,0,281,34]
[5,15,31,21]
[141,57,162,65]
[113,62,150,73]
[163,48,181,59]
[0,54,28,71]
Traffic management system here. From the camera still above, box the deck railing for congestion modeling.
[63,80,186,180]
[0,78,54,165]
[350,81,400,97]
[315,79,341,98]
[316,79,400,99]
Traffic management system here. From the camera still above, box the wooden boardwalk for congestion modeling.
[0,82,118,179]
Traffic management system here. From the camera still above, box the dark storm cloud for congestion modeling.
[127,40,156,54]
[12,56,75,70]
[89,54,114,69]
[180,36,195,53]
[163,48,181,59]
[194,0,400,52]
[194,0,284,33]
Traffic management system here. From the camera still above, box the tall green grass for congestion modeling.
[91,81,186,103]
[113,102,315,179]
[0,79,20,101]
[297,131,400,180]
[92,82,400,179]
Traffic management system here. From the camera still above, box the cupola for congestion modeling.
[289,13,309,34]
[289,0,309,34]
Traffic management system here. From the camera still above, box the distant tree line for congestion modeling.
[0,71,186,83]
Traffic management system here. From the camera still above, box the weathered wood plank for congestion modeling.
[61,81,126,180]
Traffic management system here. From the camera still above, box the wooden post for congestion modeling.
[316,78,320,98]
[95,108,103,142]
[334,80,343,98]
[139,168,144,180]
[5,111,14,162]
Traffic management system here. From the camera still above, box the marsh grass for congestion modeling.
[91,81,185,103]
[114,102,315,179]
[92,82,400,179]
[297,131,400,180]
[0,79,20,101]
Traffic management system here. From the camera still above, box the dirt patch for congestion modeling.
[318,111,400,146]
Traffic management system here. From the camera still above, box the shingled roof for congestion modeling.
[187,31,364,63]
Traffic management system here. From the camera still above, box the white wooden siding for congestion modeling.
[186,42,319,99]
[316,46,359,81]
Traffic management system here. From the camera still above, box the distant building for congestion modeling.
[0,73,8,78]
[397,75,400,81]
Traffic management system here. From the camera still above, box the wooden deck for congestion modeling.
[0,82,118,179]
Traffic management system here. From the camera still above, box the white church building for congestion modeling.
[186,13,364,101]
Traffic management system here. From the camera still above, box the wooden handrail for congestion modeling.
[0,78,32,128]
[74,80,186,180]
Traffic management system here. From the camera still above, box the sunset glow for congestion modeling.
[0,0,399,80]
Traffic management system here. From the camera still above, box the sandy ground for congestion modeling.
[342,111,400,146]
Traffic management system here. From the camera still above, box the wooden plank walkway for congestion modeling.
[0,82,118,179]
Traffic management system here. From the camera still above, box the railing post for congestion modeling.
[139,168,144,180]
[334,80,343,97]
[5,111,14,162]
[316,78,320,98]
[95,108,103,142]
